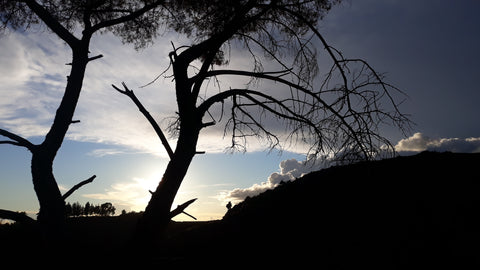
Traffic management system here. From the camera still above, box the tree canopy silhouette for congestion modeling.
[65,201,115,217]
[113,0,411,239]
[0,0,168,245]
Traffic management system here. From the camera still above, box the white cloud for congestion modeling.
[395,132,480,153]
[0,30,277,155]
[0,35,31,84]
[87,148,131,157]
[0,30,318,157]
[220,132,480,205]
[219,157,327,204]
[58,184,68,192]
[0,31,179,155]
[0,32,68,137]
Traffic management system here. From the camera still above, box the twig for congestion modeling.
[87,54,103,62]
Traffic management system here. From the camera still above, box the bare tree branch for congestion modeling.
[0,128,35,152]
[0,209,36,224]
[113,0,413,237]
[23,0,79,47]
[112,82,174,159]
[89,0,165,33]
[62,175,96,200]
[169,198,197,219]
[191,8,412,160]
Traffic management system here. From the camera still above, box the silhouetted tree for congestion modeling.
[113,0,411,238]
[84,202,91,216]
[65,201,115,217]
[65,203,72,217]
[71,202,83,217]
[100,202,115,216]
[92,204,100,216]
[0,0,168,244]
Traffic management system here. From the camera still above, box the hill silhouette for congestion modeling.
[162,151,480,267]
[2,151,480,267]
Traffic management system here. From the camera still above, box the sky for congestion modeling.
[1,0,480,221]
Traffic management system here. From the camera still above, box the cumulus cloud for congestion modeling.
[219,158,327,203]
[220,132,480,205]
[395,132,480,153]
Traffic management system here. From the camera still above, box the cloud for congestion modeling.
[11,30,479,161]
[82,176,159,212]
[219,158,327,203]
[87,148,132,157]
[58,184,68,192]
[0,34,32,84]
[0,32,68,137]
[395,132,480,153]
[220,132,480,205]
[1,30,302,157]
[0,31,179,155]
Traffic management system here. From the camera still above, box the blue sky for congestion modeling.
[1,0,480,221]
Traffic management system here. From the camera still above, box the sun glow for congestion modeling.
[83,170,163,212]
[81,162,230,220]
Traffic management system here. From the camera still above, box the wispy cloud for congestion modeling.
[0,32,67,138]
[58,184,68,192]
[87,148,131,157]
[0,31,179,155]
[82,176,159,212]
[1,31,313,157]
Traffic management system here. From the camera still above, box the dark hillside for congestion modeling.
[168,151,480,267]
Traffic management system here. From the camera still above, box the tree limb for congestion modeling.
[0,128,35,152]
[24,0,79,48]
[197,66,396,159]
[90,0,165,33]
[0,209,36,224]
[112,82,174,159]
[62,175,96,200]
[169,198,197,219]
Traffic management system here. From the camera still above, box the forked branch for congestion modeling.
[0,128,36,152]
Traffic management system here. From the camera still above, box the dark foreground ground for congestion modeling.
[2,151,480,268]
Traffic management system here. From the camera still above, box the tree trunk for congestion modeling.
[32,44,90,245]
[31,149,65,245]
[137,117,201,241]
[135,56,203,243]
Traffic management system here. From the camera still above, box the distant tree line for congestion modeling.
[65,202,115,217]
